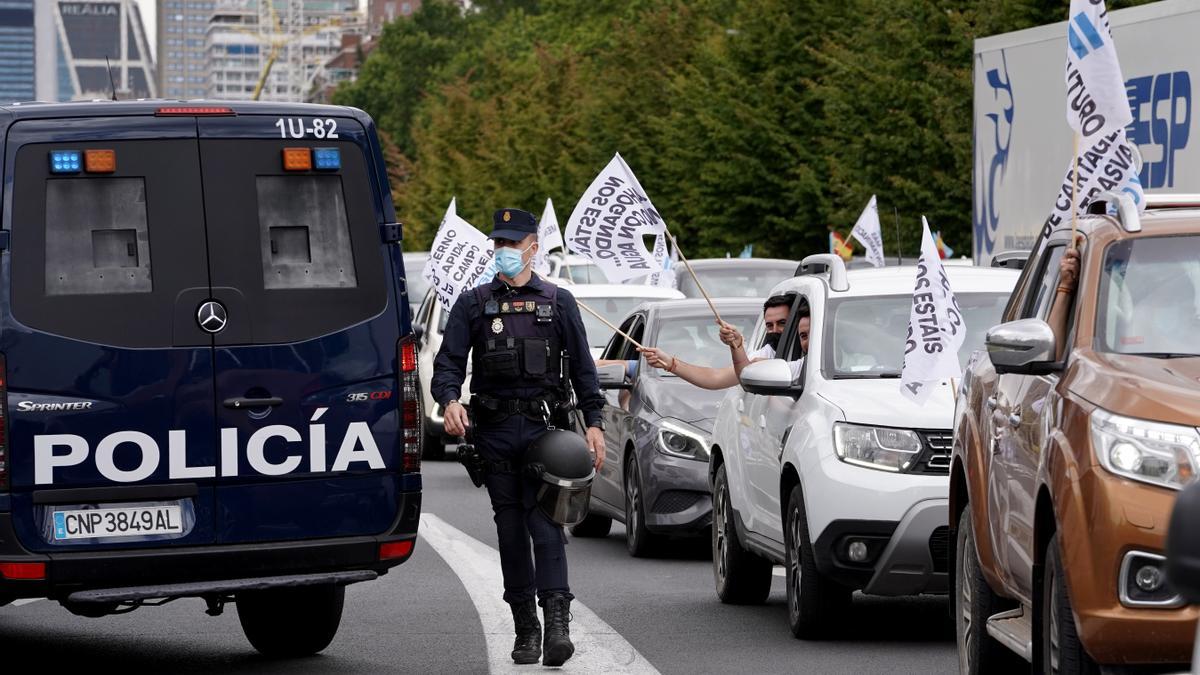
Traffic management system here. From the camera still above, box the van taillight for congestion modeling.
[0,354,8,492]
[399,338,421,473]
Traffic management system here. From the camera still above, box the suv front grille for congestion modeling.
[909,431,952,475]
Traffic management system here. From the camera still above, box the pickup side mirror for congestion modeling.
[986,319,1061,375]
[739,359,799,396]
[597,362,633,390]
[1167,481,1200,604]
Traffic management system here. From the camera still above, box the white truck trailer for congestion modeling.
[973,0,1199,265]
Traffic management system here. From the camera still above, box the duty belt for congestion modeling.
[473,394,563,418]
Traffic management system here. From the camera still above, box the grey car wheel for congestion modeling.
[624,454,660,557]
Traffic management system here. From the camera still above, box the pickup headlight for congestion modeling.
[657,419,711,462]
[833,423,922,472]
[1091,409,1199,490]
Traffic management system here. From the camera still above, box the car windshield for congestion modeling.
[566,263,610,284]
[579,297,657,348]
[677,264,794,299]
[824,292,1011,378]
[1097,235,1200,357]
[653,312,758,373]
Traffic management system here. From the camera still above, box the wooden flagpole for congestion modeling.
[664,229,723,324]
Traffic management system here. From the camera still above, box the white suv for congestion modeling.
[708,255,1017,638]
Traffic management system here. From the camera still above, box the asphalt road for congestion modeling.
[0,458,957,674]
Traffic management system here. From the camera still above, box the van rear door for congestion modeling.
[4,117,218,552]
[196,115,402,544]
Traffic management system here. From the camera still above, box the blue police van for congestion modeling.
[0,101,422,656]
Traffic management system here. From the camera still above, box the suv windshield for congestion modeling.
[824,292,1010,378]
[1097,235,1200,357]
[654,312,758,372]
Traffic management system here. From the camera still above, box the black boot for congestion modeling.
[510,600,541,665]
[541,593,575,667]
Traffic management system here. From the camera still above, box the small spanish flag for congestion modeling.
[934,231,954,259]
[829,231,853,261]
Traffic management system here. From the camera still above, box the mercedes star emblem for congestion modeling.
[197,300,228,334]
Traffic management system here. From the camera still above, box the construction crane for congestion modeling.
[227,1,345,101]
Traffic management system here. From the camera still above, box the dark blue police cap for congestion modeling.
[490,208,538,241]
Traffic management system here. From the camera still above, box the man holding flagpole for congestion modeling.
[432,207,605,667]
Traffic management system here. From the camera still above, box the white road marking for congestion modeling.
[419,513,660,675]
[12,599,42,606]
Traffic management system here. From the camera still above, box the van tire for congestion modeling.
[238,584,345,657]
[785,484,851,638]
[1043,533,1099,675]
[956,507,1014,674]
[570,513,613,538]
[712,464,772,604]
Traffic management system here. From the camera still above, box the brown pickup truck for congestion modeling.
[951,193,1200,674]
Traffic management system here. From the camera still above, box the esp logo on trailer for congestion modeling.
[1127,71,1192,189]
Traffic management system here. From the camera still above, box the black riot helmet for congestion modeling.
[524,430,595,526]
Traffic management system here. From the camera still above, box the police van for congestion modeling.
[0,101,422,656]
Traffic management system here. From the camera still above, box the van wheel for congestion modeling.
[956,507,1014,674]
[238,584,345,657]
[712,464,772,604]
[570,513,613,538]
[1043,533,1098,675]
[785,483,850,638]
[624,454,662,557]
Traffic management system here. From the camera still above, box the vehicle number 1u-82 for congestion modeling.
[275,117,340,139]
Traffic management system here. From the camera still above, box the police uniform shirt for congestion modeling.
[431,275,605,428]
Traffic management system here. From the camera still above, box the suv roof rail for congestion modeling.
[1088,192,1142,233]
[1144,194,1200,209]
[796,254,849,292]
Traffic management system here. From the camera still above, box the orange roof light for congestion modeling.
[84,149,116,173]
[282,147,312,171]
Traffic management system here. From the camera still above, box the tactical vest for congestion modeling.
[470,282,565,398]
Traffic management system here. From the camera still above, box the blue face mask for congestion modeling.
[495,243,533,278]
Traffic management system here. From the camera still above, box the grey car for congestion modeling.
[572,299,760,557]
[675,258,797,299]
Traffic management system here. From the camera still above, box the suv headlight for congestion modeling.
[657,419,711,462]
[833,423,922,472]
[1091,409,1199,490]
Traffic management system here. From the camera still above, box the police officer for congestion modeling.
[431,208,605,668]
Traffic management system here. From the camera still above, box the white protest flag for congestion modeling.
[1065,0,1131,145]
[423,198,458,283]
[647,233,677,288]
[566,153,668,283]
[899,217,966,405]
[849,195,885,268]
[533,197,564,276]
[1040,129,1140,241]
[423,211,496,311]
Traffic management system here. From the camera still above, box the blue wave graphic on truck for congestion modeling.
[973,50,1013,258]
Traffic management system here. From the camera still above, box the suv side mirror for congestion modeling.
[1167,481,1200,604]
[412,323,425,343]
[986,319,1061,375]
[597,362,633,390]
[740,359,799,396]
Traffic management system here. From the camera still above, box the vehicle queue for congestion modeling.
[413,195,1200,673]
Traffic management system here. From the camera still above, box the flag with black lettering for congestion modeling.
[1041,129,1141,242]
[1066,0,1131,144]
[565,153,668,283]
[423,206,495,311]
[850,195,885,268]
[900,217,965,404]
